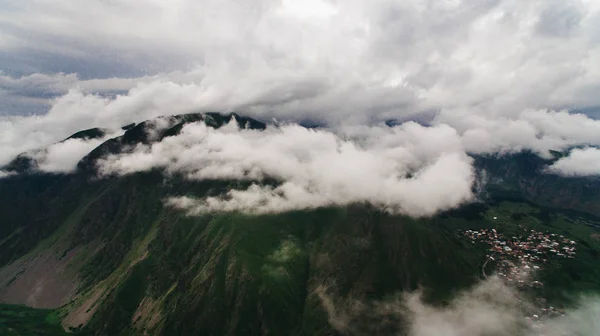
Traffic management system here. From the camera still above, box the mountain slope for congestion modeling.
[475,152,600,217]
[0,113,599,335]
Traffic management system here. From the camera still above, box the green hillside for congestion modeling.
[0,304,73,336]
[0,113,599,335]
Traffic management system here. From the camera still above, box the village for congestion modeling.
[459,226,575,321]
[462,227,577,271]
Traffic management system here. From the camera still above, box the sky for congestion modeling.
[2,0,600,215]
[3,2,600,332]
[1,0,600,119]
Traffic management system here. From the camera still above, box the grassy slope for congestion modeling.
[0,170,599,335]
[0,304,74,336]
[74,205,484,335]
[440,200,600,303]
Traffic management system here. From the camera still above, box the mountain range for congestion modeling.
[0,113,599,335]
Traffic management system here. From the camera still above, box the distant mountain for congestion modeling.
[0,113,598,335]
[475,151,600,217]
[64,128,107,141]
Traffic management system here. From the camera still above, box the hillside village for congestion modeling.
[459,226,574,322]
[462,227,577,271]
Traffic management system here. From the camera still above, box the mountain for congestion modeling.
[0,113,599,335]
[474,152,600,217]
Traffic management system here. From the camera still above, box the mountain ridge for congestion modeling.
[0,112,598,335]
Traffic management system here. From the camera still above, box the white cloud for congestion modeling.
[0,70,218,100]
[29,135,116,173]
[435,109,600,156]
[0,72,80,97]
[319,276,600,336]
[166,149,473,217]
[407,281,600,336]
[547,147,600,176]
[168,151,474,217]
[0,0,599,120]
[0,0,600,199]
[93,108,600,215]
[405,278,527,336]
[99,119,474,216]
[0,83,205,167]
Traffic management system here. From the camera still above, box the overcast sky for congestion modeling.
[3,0,600,214]
[1,0,600,118]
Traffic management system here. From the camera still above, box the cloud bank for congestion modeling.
[91,112,600,216]
[319,276,600,336]
[0,84,200,166]
[2,0,600,215]
[435,109,600,156]
[100,119,474,217]
[1,0,600,119]
[29,135,117,173]
[548,147,600,176]
[6,106,600,215]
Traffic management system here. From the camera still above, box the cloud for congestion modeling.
[404,279,526,336]
[0,72,83,99]
[95,108,600,215]
[1,1,600,196]
[547,147,600,176]
[435,109,600,156]
[166,151,474,217]
[28,135,116,173]
[0,0,599,120]
[0,71,205,115]
[99,119,474,216]
[318,276,600,336]
[0,88,51,115]
[0,83,205,167]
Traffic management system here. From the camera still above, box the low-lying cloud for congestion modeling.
[92,110,600,216]
[318,276,600,336]
[547,147,600,177]
[0,83,201,167]
[435,109,600,157]
[6,106,600,215]
[29,135,117,173]
[100,119,474,216]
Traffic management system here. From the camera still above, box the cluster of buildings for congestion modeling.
[524,300,567,329]
[462,227,577,265]
[460,226,572,322]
